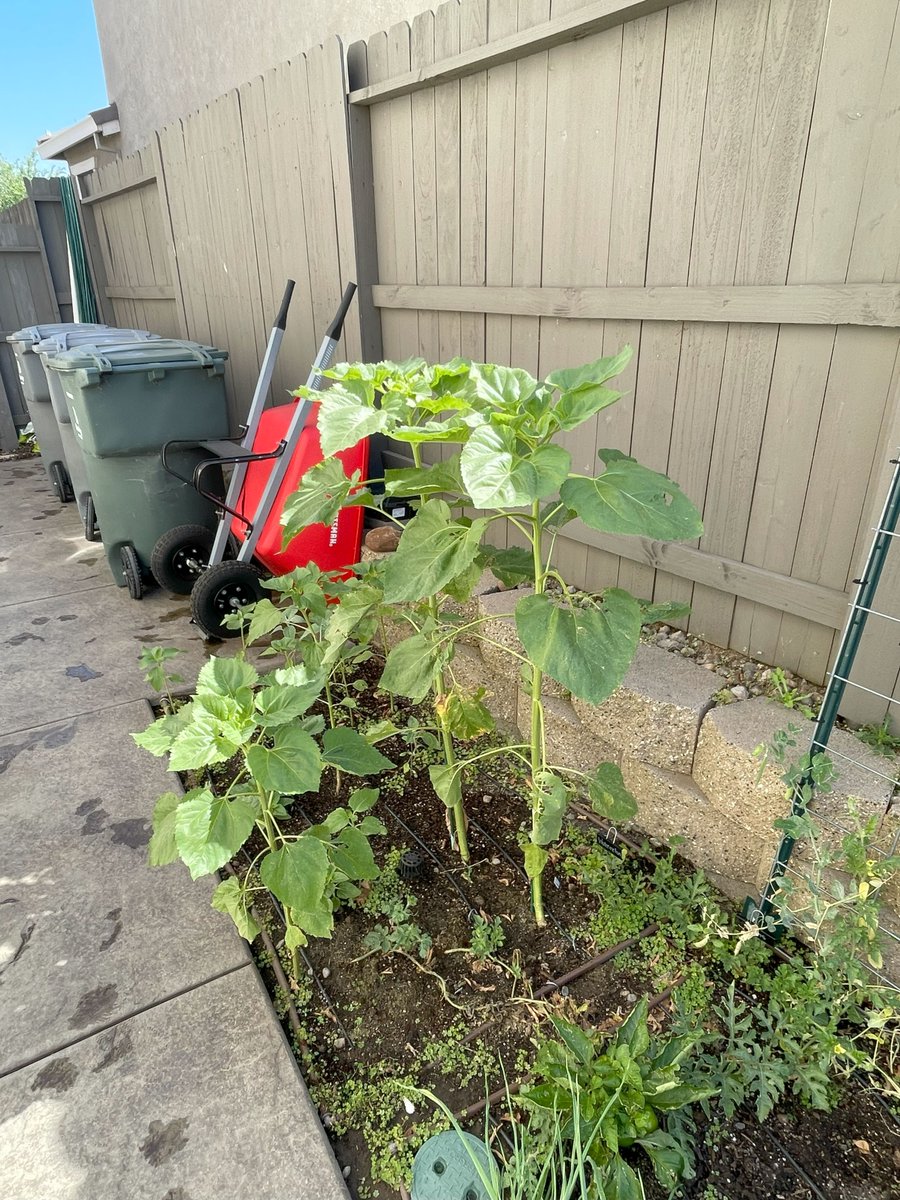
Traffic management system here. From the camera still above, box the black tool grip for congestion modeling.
[325,282,357,340]
[274,279,296,330]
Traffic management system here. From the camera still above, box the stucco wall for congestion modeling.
[92,0,432,154]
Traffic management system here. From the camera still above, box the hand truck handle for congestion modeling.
[274,279,296,331]
[325,282,357,340]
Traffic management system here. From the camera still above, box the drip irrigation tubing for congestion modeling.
[458,922,662,1049]
[756,1126,829,1200]
[382,800,477,917]
[534,923,661,999]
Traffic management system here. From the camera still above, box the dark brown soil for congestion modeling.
[659,1091,900,1200]
[182,661,900,1200]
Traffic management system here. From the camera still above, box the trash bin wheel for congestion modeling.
[121,544,144,601]
[49,461,73,504]
[151,524,215,595]
[83,494,99,542]
[191,560,265,640]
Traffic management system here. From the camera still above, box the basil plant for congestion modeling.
[281,348,702,924]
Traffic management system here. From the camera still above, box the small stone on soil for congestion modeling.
[321,967,331,979]
[730,685,750,700]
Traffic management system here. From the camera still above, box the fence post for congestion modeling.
[345,39,384,363]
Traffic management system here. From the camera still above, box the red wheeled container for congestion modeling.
[158,281,367,637]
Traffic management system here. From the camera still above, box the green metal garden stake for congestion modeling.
[745,454,900,933]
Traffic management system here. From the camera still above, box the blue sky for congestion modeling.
[0,0,108,162]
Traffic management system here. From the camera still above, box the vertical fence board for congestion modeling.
[458,0,489,361]
[639,0,715,622]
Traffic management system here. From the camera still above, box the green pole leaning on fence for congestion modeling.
[745,454,900,933]
[59,175,99,323]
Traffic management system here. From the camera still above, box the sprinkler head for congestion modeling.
[398,849,425,881]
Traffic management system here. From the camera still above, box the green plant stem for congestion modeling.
[254,779,280,854]
[528,499,547,926]
[412,442,470,863]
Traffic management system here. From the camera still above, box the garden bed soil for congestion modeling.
[173,657,899,1200]
[239,753,899,1198]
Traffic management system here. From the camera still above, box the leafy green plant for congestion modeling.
[470,913,506,961]
[17,422,38,454]
[768,667,815,719]
[360,845,432,960]
[856,716,900,759]
[281,353,703,922]
[521,1000,714,1198]
[0,152,62,212]
[224,564,383,734]
[364,916,433,961]
[134,653,394,963]
[138,645,184,710]
[418,1079,621,1200]
[677,735,900,1120]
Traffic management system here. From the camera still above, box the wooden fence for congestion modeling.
[76,0,900,724]
[80,40,360,421]
[0,178,70,450]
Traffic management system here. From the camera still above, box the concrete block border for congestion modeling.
[372,565,900,921]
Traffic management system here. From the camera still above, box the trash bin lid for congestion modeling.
[44,338,229,374]
[7,322,109,347]
[35,329,161,356]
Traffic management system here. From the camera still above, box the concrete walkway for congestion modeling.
[0,458,347,1200]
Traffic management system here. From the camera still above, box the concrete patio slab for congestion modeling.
[0,703,248,1076]
[0,966,348,1200]
[0,586,218,733]
[0,456,347,1197]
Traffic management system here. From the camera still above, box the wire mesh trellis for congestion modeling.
[744,454,900,985]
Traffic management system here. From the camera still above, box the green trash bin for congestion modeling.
[6,322,109,500]
[43,339,230,599]
[35,328,161,542]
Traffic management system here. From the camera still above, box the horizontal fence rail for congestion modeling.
[373,284,900,327]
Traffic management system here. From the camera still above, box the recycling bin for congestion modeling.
[35,328,161,542]
[6,322,109,500]
[43,339,230,599]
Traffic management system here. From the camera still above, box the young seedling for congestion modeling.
[138,645,184,711]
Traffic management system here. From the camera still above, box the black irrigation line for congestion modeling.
[381,800,478,918]
[755,1125,829,1200]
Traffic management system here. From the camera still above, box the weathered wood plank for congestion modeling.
[104,284,176,300]
[349,0,692,104]
[433,1,462,364]
[637,0,716,622]
[597,8,667,601]
[81,172,157,205]
[371,283,900,325]
[483,0,518,368]
[458,0,488,360]
[556,522,850,630]
[538,0,621,588]
[346,40,385,362]
[411,10,441,365]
